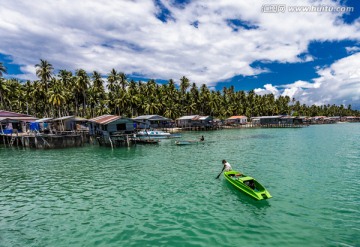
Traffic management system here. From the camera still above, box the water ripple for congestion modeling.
[1,125,360,246]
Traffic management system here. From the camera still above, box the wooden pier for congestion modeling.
[95,134,135,148]
[0,132,88,149]
[176,126,222,131]
[223,123,306,129]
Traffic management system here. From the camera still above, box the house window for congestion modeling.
[116,123,126,131]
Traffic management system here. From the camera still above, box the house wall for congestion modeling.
[259,118,281,125]
[226,118,247,124]
[149,120,172,128]
[176,118,213,127]
[54,119,75,131]
[280,118,293,124]
[176,119,192,127]
[90,119,134,135]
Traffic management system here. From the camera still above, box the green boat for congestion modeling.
[224,171,272,200]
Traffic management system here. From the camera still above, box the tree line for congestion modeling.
[0,60,358,119]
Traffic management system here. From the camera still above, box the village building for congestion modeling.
[51,116,89,132]
[225,116,248,125]
[175,115,214,129]
[132,115,172,129]
[0,110,38,134]
[341,116,360,122]
[88,115,135,147]
[251,116,303,127]
[88,115,134,135]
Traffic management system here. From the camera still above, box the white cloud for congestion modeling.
[345,46,360,54]
[254,84,280,97]
[255,52,360,107]
[282,80,321,89]
[0,0,359,89]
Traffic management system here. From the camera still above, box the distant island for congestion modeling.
[0,60,359,119]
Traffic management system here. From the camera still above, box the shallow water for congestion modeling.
[1,123,359,246]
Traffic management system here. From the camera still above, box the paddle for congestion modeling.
[216,167,225,179]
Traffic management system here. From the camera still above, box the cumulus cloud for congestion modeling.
[0,0,360,88]
[282,80,321,89]
[255,53,360,108]
[345,46,360,54]
[254,84,280,97]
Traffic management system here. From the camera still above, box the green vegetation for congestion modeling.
[0,60,358,118]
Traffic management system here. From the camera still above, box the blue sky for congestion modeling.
[0,0,360,108]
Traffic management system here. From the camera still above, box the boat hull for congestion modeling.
[175,140,199,145]
[138,135,170,139]
[137,130,171,139]
[224,171,272,200]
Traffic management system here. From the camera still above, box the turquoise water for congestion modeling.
[0,123,359,247]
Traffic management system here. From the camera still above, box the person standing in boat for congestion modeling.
[216,160,233,179]
[222,159,232,171]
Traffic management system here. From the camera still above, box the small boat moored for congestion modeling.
[175,140,199,145]
[137,130,171,139]
[224,170,272,200]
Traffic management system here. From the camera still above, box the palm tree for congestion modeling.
[119,72,127,91]
[35,59,53,92]
[199,84,210,115]
[0,78,9,108]
[3,59,360,119]
[23,80,33,115]
[58,69,73,88]
[48,79,66,117]
[179,76,190,95]
[163,102,180,119]
[0,62,7,77]
[144,99,159,115]
[91,71,104,91]
[4,79,23,112]
[75,69,89,117]
[107,68,119,92]
[0,64,8,109]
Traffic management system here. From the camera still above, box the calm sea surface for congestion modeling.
[0,123,359,247]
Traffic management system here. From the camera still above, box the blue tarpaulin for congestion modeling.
[30,122,40,131]
[2,129,13,134]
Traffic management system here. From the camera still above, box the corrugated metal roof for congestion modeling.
[198,116,211,120]
[228,116,247,119]
[176,115,199,120]
[53,116,88,121]
[132,115,170,121]
[132,115,156,120]
[0,110,34,118]
[53,116,75,121]
[251,116,282,119]
[35,117,53,122]
[88,115,122,125]
[74,117,88,122]
[0,116,38,122]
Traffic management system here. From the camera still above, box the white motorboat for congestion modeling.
[137,130,171,139]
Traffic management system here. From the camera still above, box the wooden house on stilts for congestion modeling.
[88,115,135,147]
